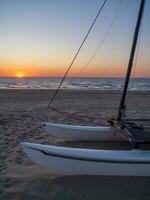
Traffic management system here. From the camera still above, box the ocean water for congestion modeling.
[0,77,150,90]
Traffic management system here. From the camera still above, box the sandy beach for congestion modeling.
[1,89,150,200]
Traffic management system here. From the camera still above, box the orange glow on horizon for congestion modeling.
[0,63,150,78]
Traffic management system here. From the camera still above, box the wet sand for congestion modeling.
[0,89,150,200]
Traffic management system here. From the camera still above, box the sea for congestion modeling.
[0,77,150,91]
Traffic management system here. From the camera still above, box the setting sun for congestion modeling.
[17,72,23,78]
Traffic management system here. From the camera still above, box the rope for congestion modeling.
[75,0,124,77]
[46,0,107,110]
[50,106,110,125]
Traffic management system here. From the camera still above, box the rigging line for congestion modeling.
[46,0,107,110]
[50,106,110,125]
[75,0,124,77]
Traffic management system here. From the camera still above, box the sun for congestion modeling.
[17,72,24,78]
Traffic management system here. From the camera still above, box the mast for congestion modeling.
[117,0,146,121]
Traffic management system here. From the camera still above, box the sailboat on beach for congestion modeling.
[21,0,150,176]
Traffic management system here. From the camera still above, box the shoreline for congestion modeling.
[0,88,150,92]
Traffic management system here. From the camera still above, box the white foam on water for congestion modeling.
[0,77,149,91]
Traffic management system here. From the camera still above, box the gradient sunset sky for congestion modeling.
[0,0,150,77]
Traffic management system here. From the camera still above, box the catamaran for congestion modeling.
[21,0,150,176]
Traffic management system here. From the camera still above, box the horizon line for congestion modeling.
[0,76,150,79]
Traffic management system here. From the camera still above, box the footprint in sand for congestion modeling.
[2,178,13,189]
[0,178,13,200]
[0,164,7,173]
[0,191,6,200]
[14,156,23,164]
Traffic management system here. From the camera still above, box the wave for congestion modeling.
[0,77,150,91]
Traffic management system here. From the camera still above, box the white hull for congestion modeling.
[21,142,150,176]
[42,122,125,141]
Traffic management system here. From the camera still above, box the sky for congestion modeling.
[0,0,150,77]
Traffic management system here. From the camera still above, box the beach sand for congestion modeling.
[1,89,150,200]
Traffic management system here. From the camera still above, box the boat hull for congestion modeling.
[42,122,125,141]
[21,142,150,176]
